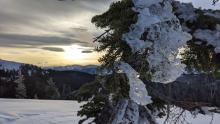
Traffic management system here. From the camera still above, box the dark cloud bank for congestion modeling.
[0,0,114,49]
[41,47,64,52]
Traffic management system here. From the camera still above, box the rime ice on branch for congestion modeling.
[173,1,197,22]
[117,62,152,106]
[122,0,192,83]
[112,99,155,124]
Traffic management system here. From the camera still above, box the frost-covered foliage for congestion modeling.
[204,11,220,20]
[110,0,192,123]
[112,99,146,124]
[194,24,220,53]
[173,1,220,74]
[181,40,219,74]
[111,99,157,124]
[123,0,191,83]
[173,1,197,22]
[111,99,129,124]
[116,62,152,105]
[123,0,173,53]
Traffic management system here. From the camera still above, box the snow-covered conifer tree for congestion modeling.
[14,69,27,98]
[47,78,60,99]
[75,0,220,123]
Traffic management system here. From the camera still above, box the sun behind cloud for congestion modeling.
[63,45,86,60]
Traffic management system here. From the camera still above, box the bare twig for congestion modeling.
[213,0,219,5]
[93,29,112,42]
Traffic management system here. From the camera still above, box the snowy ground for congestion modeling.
[0,99,83,124]
[0,98,219,124]
[157,110,220,124]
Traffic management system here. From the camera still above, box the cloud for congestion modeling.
[41,47,64,52]
[0,33,89,47]
[81,50,93,53]
[0,0,115,49]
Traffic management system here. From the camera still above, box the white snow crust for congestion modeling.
[0,99,219,124]
[0,99,85,124]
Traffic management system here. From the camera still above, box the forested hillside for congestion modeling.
[0,61,95,99]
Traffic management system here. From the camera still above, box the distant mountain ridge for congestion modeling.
[0,59,98,74]
[0,59,23,71]
[47,65,98,75]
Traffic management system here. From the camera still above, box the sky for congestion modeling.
[0,0,219,67]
